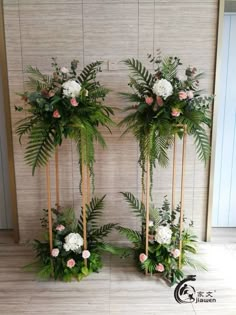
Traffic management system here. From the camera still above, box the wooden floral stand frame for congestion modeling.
[143,125,187,274]
[46,145,90,271]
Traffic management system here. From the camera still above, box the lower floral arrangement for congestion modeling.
[118,192,206,285]
[27,193,205,284]
[27,195,127,281]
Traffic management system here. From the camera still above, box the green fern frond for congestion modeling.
[15,115,39,144]
[193,127,211,163]
[25,65,52,91]
[77,61,102,84]
[117,226,142,244]
[161,56,180,81]
[96,243,132,258]
[120,192,145,221]
[123,58,154,93]
[90,223,117,240]
[25,123,56,175]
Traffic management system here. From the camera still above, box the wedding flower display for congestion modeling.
[120,53,213,189]
[29,196,127,281]
[15,58,114,181]
[118,192,205,285]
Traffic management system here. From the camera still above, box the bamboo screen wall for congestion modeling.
[3,0,218,242]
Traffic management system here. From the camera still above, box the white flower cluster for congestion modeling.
[63,233,84,252]
[155,225,172,244]
[152,79,173,99]
[62,80,81,98]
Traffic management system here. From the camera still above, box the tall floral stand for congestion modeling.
[45,144,91,271]
[143,125,187,274]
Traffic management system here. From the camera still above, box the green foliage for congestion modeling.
[16,58,114,181]
[120,53,212,191]
[118,192,205,285]
[29,195,125,281]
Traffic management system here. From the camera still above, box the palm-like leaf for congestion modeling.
[15,115,39,144]
[120,192,145,221]
[77,61,102,84]
[122,58,154,93]
[25,122,56,175]
[117,226,142,244]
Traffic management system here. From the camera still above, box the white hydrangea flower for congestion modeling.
[62,80,81,98]
[152,79,173,100]
[63,233,83,252]
[155,225,172,244]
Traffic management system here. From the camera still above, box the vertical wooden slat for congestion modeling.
[81,139,87,267]
[178,127,187,269]
[172,135,177,212]
[46,163,53,254]
[87,165,90,204]
[145,159,150,275]
[55,147,59,209]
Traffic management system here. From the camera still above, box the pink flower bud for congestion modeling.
[60,67,69,74]
[70,98,78,107]
[53,109,61,118]
[67,258,76,269]
[82,250,91,259]
[56,224,65,232]
[155,263,165,272]
[156,96,164,106]
[139,253,148,263]
[51,248,59,257]
[187,90,194,99]
[178,91,188,100]
[145,96,153,106]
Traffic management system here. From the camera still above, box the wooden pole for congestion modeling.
[145,158,150,275]
[171,135,177,212]
[55,147,59,209]
[86,165,90,204]
[46,163,53,255]
[178,126,187,269]
[81,144,88,267]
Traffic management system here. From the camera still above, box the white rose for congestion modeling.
[155,226,172,244]
[51,248,59,257]
[62,80,81,98]
[63,233,84,252]
[60,67,69,74]
[152,79,173,100]
[149,221,154,227]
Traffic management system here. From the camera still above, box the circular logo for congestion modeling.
[174,275,196,304]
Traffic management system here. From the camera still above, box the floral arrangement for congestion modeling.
[16,58,113,182]
[119,53,213,188]
[118,192,205,285]
[30,196,128,281]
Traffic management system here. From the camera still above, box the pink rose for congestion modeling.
[171,108,181,117]
[56,224,65,232]
[156,96,164,106]
[60,67,69,74]
[178,91,188,100]
[155,263,165,272]
[171,248,180,258]
[139,253,148,263]
[82,250,91,259]
[67,258,76,269]
[145,96,153,106]
[70,98,78,107]
[187,90,194,99]
[51,248,59,257]
[48,90,55,98]
[53,109,61,118]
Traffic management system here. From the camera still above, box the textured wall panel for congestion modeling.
[3,0,218,242]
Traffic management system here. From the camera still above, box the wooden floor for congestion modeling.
[0,240,236,315]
